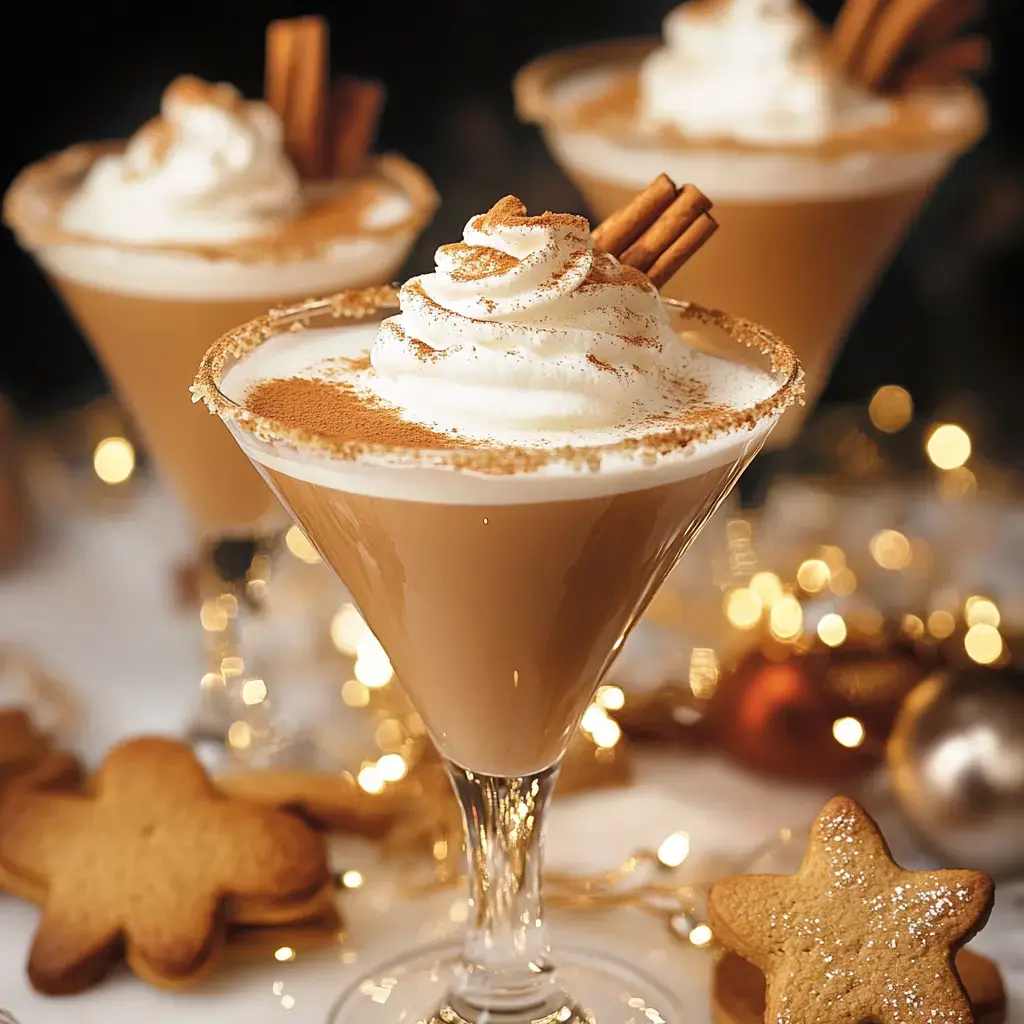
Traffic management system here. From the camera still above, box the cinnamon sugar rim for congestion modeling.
[514,38,987,157]
[192,285,804,475]
[3,149,438,264]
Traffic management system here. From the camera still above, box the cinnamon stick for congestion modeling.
[265,16,329,179]
[832,0,888,75]
[859,0,949,89]
[646,213,719,289]
[330,76,386,178]
[619,184,712,273]
[590,174,677,257]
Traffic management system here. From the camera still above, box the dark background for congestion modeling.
[3,1,1023,464]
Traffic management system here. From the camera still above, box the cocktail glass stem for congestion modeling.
[445,760,567,1022]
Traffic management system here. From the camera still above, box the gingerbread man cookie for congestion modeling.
[0,737,330,994]
[708,796,994,1024]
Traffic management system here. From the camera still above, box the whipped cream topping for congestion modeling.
[639,0,893,144]
[368,197,687,442]
[61,76,303,245]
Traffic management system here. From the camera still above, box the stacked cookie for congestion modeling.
[0,736,336,994]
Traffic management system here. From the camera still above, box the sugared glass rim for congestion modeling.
[191,285,804,476]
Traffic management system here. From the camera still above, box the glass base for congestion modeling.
[327,941,682,1024]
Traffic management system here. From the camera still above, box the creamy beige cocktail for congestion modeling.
[194,195,801,1023]
[516,0,985,447]
[6,73,436,531]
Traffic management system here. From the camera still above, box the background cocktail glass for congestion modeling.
[8,155,437,763]
[197,293,802,1022]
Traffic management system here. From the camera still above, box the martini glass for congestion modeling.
[195,289,802,1023]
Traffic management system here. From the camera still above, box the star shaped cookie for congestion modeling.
[0,737,330,994]
[708,796,994,1024]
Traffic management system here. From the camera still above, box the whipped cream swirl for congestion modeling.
[639,0,892,144]
[61,75,303,245]
[369,197,682,441]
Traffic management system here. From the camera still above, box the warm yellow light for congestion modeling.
[200,672,224,690]
[590,715,622,749]
[377,753,408,782]
[341,869,364,889]
[93,436,136,485]
[341,679,370,708]
[657,832,691,868]
[281,994,296,1010]
[796,559,831,594]
[688,924,714,947]
[769,595,803,641]
[357,764,385,794]
[964,597,1000,629]
[595,684,625,711]
[926,423,971,470]
[832,716,866,748]
[227,721,252,750]
[870,529,912,571]
[221,655,245,677]
[354,632,394,688]
[817,613,848,648]
[241,678,267,706]
[689,648,720,700]
[749,571,784,607]
[927,609,956,639]
[964,624,1002,665]
[869,385,914,433]
[199,599,229,633]
[901,614,925,639]
[830,567,857,596]
[330,604,368,656]
[274,946,296,962]
[580,704,608,735]
[285,525,321,564]
[724,587,763,630]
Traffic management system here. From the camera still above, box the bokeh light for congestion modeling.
[688,924,714,947]
[817,613,848,648]
[241,678,267,706]
[926,424,971,470]
[769,595,803,641]
[964,597,1000,628]
[285,525,321,563]
[868,385,914,433]
[964,624,1002,665]
[832,717,865,748]
[595,684,625,711]
[927,610,956,639]
[869,529,912,570]
[657,832,691,868]
[749,571,784,607]
[93,436,136,485]
[901,614,925,639]
[724,587,763,630]
[796,559,831,593]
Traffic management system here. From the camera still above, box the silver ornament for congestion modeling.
[888,666,1024,878]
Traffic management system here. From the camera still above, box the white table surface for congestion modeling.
[1,474,1021,1021]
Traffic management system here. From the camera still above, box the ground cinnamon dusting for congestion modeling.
[442,243,520,281]
[409,337,445,362]
[245,377,472,450]
[471,196,588,234]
